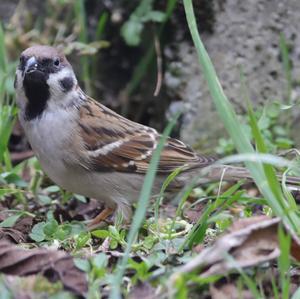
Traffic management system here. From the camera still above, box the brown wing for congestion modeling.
[78,98,215,174]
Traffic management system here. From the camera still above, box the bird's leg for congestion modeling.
[88,207,114,230]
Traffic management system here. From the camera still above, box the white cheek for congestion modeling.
[46,68,78,111]
[15,69,27,110]
[47,68,76,98]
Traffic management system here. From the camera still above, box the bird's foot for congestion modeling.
[87,207,114,231]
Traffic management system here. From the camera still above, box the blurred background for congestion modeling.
[1,0,300,160]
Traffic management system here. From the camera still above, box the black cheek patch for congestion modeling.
[59,77,74,92]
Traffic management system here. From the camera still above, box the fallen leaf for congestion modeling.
[0,240,87,296]
[176,216,300,278]
[210,284,254,299]
[184,202,205,223]
[0,227,26,243]
[228,215,270,232]
[128,282,158,299]
[0,216,33,243]
[13,216,33,236]
[0,214,23,228]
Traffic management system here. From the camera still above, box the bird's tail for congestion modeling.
[169,165,300,192]
[205,165,300,187]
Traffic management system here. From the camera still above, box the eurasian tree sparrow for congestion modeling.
[14,45,300,225]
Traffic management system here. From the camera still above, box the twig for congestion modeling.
[153,33,163,97]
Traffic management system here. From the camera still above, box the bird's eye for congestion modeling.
[53,58,60,67]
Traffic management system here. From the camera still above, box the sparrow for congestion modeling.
[14,45,300,225]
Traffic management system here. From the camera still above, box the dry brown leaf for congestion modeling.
[184,203,206,223]
[228,215,270,232]
[176,216,300,278]
[13,216,33,235]
[0,240,87,296]
[210,284,254,299]
[0,227,26,243]
[0,216,33,244]
[128,282,158,299]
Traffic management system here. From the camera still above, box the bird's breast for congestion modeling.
[20,108,80,185]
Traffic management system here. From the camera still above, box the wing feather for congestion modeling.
[78,98,215,174]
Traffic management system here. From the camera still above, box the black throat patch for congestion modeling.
[23,72,50,121]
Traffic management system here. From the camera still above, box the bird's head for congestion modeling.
[15,45,79,120]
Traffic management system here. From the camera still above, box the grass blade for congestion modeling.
[109,113,180,299]
[183,0,300,233]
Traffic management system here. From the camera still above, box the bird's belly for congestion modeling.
[29,133,149,206]
[40,160,150,209]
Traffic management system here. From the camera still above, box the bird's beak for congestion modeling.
[24,56,38,76]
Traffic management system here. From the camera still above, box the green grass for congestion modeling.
[0,1,300,298]
[0,23,18,171]
[124,0,177,101]
[183,0,300,234]
[110,112,181,299]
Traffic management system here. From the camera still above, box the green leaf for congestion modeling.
[272,125,287,136]
[258,110,270,130]
[91,229,109,239]
[93,253,108,269]
[0,189,18,197]
[110,239,118,250]
[74,258,91,272]
[54,224,72,240]
[46,211,55,221]
[174,275,188,299]
[121,20,144,46]
[291,286,300,299]
[143,11,166,22]
[275,137,293,149]
[75,232,91,250]
[1,172,27,187]
[120,0,166,46]
[281,104,293,110]
[44,185,61,193]
[30,222,46,242]
[74,194,87,203]
[43,219,59,237]
[38,195,52,205]
[0,275,12,299]
[266,102,281,118]
[143,235,155,249]
[70,222,85,235]
[0,214,22,228]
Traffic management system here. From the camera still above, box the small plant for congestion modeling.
[0,2,299,298]
[30,211,85,247]
[121,0,166,46]
[216,101,295,156]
